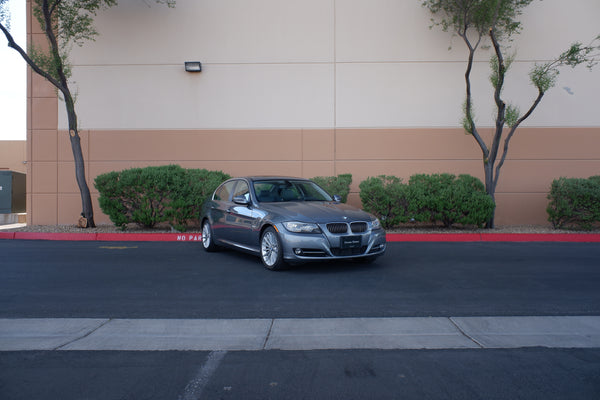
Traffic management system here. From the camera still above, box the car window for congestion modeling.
[213,180,236,201]
[254,182,279,202]
[253,180,332,202]
[233,181,250,202]
[296,181,332,201]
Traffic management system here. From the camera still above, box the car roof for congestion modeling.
[241,176,312,182]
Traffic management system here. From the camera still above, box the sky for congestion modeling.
[0,0,26,141]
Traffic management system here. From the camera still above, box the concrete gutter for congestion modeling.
[1,231,600,242]
[2,316,599,351]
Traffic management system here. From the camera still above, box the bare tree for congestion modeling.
[0,0,175,227]
[422,0,599,227]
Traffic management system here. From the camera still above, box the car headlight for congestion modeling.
[282,221,321,234]
[371,218,381,230]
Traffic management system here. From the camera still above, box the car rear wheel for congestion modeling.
[260,226,286,270]
[201,219,219,252]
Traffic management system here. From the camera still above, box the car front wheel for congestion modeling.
[201,219,219,252]
[260,226,286,270]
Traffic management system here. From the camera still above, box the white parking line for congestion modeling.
[179,350,227,400]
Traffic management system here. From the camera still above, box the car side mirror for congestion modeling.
[233,196,250,205]
[333,195,342,203]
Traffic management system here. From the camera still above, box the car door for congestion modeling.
[226,180,257,249]
[209,179,237,242]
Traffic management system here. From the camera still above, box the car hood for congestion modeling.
[260,201,374,224]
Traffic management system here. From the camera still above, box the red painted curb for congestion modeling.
[390,233,600,242]
[2,231,600,242]
[386,233,482,242]
[0,232,206,242]
[480,233,600,242]
[13,232,97,241]
[97,233,203,242]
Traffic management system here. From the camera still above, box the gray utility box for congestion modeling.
[0,171,26,213]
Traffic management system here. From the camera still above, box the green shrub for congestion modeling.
[312,173,352,203]
[359,175,412,229]
[409,173,495,228]
[408,173,455,224]
[359,173,494,229]
[547,176,600,230]
[94,165,230,231]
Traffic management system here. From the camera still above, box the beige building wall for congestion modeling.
[27,0,600,226]
[0,141,27,174]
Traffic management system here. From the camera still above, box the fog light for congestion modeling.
[294,248,303,255]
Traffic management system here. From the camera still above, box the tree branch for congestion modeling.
[493,88,545,188]
[488,27,506,168]
[40,0,77,130]
[49,0,62,16]
[460,32,488,160]
[0,19,64,90]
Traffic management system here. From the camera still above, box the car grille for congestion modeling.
[326,222,368,234]
[350,222,367,233]
[331,246,368,256]
[326,223,348,234]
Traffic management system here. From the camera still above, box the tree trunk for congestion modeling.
[69,130,95,228]
[65,94,95,228]
[484,162,496,229]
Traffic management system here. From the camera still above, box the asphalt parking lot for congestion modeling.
[1,240,600,319]
[1,240,599,399]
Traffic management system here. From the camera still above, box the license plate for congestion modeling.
[341,236,362,249]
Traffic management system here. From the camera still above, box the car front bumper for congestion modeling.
[276,224,387,262]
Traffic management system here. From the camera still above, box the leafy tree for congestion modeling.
[0,0,175,227]
[422,0,599,227]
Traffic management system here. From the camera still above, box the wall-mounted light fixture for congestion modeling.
[184,61,202,72]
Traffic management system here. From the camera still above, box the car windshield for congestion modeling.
[253,180,333,203]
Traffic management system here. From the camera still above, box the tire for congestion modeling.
[260,226,286,270]
[201,219,219,252]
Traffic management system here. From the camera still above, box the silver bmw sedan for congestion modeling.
[200,176,386,270]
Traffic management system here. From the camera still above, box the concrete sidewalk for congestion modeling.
[2,316,599,351]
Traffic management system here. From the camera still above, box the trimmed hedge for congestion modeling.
[312,173,352,203]
[94,165,230,231]
[409,173,495,228]
[547,176,600,230]
[358,175,412,229]
[359,173,495,229]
